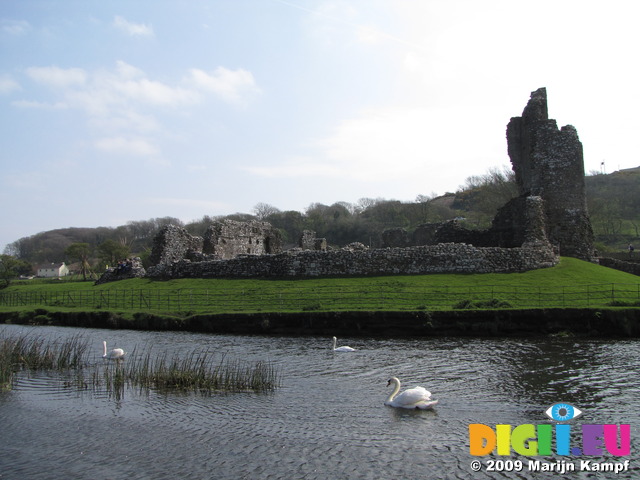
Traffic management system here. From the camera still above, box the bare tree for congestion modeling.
[253,203,281,220]
[65,243,92,281]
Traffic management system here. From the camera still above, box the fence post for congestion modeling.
[612,283,615,304]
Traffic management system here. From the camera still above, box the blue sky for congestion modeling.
[2,0,640,253]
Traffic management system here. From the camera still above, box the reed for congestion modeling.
[95,349,280,394]
[0,339,12,389]
[0,330,279,394]
[0,331,91,389]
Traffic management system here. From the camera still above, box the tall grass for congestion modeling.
[0,333,90,389]
[0,331,279,394]
[94,349,280,394]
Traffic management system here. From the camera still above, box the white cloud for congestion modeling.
[1,19,31,35]
[19,61,258,116]
[189,67,261,105]
[12,59,260,174]
[116,76,199,107]
[26,66,87,88]
[14,61,259,158]
[245,104,510,196]
[0,75,20,94]
[95,136,160,157]
[115,60,145,79]
[89,109,160,134]
[246,108,441,182]
[317,108,445,181]
[113,16,154,37]
[11,99,67,109]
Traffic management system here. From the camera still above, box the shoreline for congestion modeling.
[1,308,639,338]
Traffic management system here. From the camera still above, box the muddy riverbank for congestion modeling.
[2,308,639,337]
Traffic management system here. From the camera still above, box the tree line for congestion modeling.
[2,165,638,281]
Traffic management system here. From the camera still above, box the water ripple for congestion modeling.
[1,325,639,479]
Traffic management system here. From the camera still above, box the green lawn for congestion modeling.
[1,258,639,315]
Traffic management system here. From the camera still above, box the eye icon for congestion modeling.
[545,403,583,422]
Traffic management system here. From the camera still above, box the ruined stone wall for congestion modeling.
[148,221,281,266]
[387,195,550,250]
[147,243,558,279]
[299,230,326,251]
[202,220,281,260]
[476,195,549,248]
[149,225,203,266]
[598,258,640,276]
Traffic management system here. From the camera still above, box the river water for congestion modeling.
[0,324,638,479]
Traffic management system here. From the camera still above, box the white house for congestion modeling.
[37,262,70,278]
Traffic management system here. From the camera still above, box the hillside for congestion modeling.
[586,166,640,255]
[3,166,639,270]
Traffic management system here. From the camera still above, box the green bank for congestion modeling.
[1,258,639,337]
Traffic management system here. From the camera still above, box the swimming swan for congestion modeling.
[332,336,355,352]
[102,340,125,359]
[384,377,438,409]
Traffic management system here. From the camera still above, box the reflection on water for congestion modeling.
[1,324,639,479]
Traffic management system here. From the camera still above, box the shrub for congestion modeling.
[302,303,322,311]
[453,298,513,309]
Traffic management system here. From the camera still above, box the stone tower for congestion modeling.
[506,88,594,260]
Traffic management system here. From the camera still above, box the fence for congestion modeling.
[1,283,639,313]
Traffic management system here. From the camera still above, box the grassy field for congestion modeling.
[1,258,639,316]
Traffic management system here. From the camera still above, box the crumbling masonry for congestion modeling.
[507,87,594,259]
[105,88,596,282]
[381,88,595,261]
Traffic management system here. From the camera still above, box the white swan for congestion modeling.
[102,340,125,359]
[332,336,355,352]
[384,377,438,409]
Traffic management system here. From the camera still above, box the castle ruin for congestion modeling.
[102,88,595,282]
[202,220,282,259]
[148,220,281,265]
[507,87,594,259]
[381,88,595,261]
